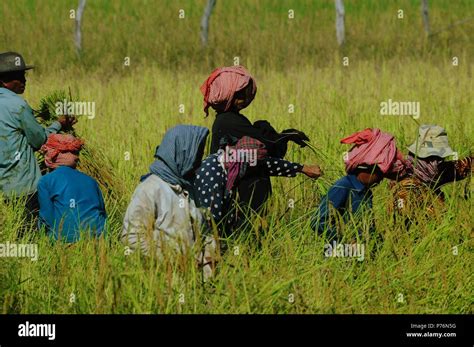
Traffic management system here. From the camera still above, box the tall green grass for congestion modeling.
[1,0,473,73]
[0,0,472,313]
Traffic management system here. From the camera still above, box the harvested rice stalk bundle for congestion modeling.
[35,90,77,173]
[303,140,345,176]
[35,90,126,203]
[35,90,80,173]
[77,145,128,204]
[35,89,78,132]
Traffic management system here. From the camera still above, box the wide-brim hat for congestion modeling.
[407,124,455,158]
[0,52,34,74]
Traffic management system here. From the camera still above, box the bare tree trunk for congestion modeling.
[335,0,345,46]
[421,0,430,36]
[75,0,87,55]
[201,0,217,47]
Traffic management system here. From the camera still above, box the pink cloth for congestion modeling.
[200,65,257,116]
[341,128,405,175]
[41,134,84,169]
[223,136,267,192]
[406,154,442,183]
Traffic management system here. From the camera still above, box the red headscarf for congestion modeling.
[41,134,84,169]
[200,65,257,116]
[341,128,406,175]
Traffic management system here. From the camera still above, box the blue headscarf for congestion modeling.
[146,125,209,196]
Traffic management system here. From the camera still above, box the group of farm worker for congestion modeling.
[0,52,104,242]
[1,52,472,277]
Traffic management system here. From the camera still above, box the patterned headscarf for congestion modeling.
[221,136,267,193]
[41,134,84,169]
[341,128,406,175]
[406,154,443,184]
[200,65,257,116]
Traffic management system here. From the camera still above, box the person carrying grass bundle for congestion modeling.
[195,136,321,236]
[0,52,76,222]
[200,65,313,222]
[391,125,472,220]
[122,125,217,279]
[311,128,407,242]
[37,134,107,243]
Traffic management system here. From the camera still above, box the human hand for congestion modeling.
[282,128,310,147]
[57,115,78,130]
[301,164,322,179]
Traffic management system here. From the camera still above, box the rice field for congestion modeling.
[0,0,472,314]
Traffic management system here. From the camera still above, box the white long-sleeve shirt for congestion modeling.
[122,174,216,273]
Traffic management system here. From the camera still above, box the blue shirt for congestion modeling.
[37,166,107,243]
[311,174,373,240]
[0,87,61,195]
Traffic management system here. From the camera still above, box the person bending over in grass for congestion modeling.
[37,134,107,243]
[195,136,321,237]
[391,124,472,222]
[200,65,310,225]
[122,125,217,279]
[311,128,407,242]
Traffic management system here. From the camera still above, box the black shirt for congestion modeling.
[210,111,288,158]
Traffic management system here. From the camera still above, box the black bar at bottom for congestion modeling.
[0,314,471,346]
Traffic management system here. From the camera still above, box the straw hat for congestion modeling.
[407,124,455,158]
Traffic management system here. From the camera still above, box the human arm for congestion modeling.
[435,156,472,187]
[18,104,61,150]
[262,157,321,179]
[212,113,308,158]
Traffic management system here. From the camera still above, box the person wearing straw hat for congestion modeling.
[0,52,77,222]
[391,124,472,219]
[407,124,457,159]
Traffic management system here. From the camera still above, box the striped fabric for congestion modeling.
[200,66,256,116]
[223,136,267,192]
